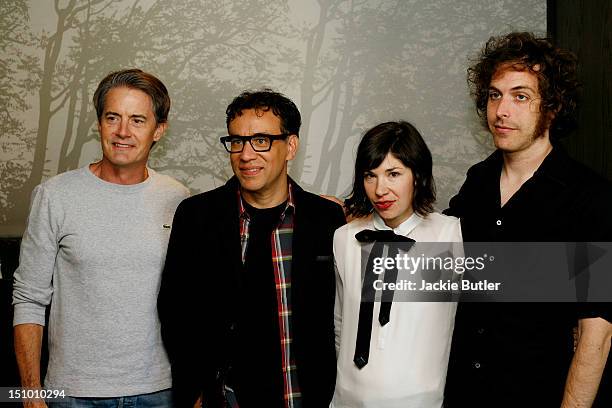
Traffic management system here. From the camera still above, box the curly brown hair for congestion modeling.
[468,32,580,141]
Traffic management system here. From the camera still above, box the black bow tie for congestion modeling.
[355,229,415,243]
[353,229,415,369]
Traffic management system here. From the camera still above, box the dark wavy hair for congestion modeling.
[345,121,436,218]
[226,89,301,136]
[93,68,170,124]
[468,32,579,141]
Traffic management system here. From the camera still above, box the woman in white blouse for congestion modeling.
[331,121,462,408]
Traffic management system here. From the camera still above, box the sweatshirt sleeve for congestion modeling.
[13,184,59,326]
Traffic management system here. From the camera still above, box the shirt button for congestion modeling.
[473,361,481,369]
[496,219,502,226]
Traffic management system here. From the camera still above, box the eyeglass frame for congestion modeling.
[219,133,291,153]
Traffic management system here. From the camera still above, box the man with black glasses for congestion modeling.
[158,89,345,408]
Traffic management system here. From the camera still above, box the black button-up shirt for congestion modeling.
[444,147,612,407]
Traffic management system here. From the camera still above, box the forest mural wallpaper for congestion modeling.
[0,0,545,235]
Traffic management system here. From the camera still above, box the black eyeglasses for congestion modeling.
[220,133,290,153]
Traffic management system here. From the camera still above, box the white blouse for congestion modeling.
[331,212,462,408]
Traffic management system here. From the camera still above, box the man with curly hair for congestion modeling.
[444,32,612,407]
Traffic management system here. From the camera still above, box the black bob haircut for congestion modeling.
[225,89,301,136]
[345,121,436,218]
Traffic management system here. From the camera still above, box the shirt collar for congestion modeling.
[532,146,571,187]
[484,146,571,188]
[373,211,423,236]
[238,180,296,219]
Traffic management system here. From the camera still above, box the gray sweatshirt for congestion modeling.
[13,166,190,397]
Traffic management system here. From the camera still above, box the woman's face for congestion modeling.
[363,153,414,228]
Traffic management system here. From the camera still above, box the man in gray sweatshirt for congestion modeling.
[13,69,189,408]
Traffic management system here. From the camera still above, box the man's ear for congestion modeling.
[286,134,299,161]
[153,122,168,142]
[543,109,557,130]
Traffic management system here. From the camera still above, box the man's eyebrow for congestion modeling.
[510,85,537,93]
[103,111,147,120]
[488,85,537,93]
[228,133,274,137]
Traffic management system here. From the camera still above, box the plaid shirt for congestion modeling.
[238,184,302,408]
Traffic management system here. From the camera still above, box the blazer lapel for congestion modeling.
[215,177,244,289]
[290,183,316,312]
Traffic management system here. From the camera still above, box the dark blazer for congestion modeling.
[158,176,346,408]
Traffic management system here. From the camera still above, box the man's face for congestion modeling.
[97,87,166,170]
[228,108,298,203]
[486,67,550,153]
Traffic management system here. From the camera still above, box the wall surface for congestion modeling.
[0,0,546,236]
